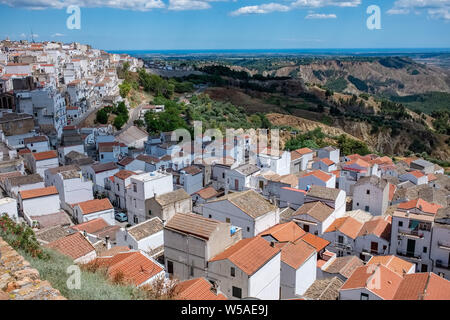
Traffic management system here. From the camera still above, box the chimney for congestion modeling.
[105,235,111,250]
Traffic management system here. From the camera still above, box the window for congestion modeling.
[230,267,235,277]
[232,286,242,299]
[133,216,138,224]
[167,261,174,274]
[101,154,104,159]
[303,225,309,232]
[208,214,212,218]
[247,227,250,233]
[314,231,318,236]
[133,183,137,192]
[356,203,359,206]
[148,210,152,216]
[360,293,369,300]
[365,206,370,212]
[190,266,194,277]
[222,172,225,179]
[117,184,120,191]
[399,221,403,227]
[226,218,231,223]
[423,247,427,253]
[338,235,344,244]
[366,190,370,195]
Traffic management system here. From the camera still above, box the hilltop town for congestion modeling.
[0,39,449,301]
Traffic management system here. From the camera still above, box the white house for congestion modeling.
[279,240,317,299]
[202,190,279,238]
[116,217,164,257]
[3,174,44,198]
[298,170,336,190]
[0,197,18,222]
[126,171,173,224]
[290,148,314,173]
[312,158,337,173]
[317,146,340,164]
[73,198,115,225]
[256,147,291,176]
[399,170,428,185]
[24,136,50,153]
[431,207,450,279]
[84,162,119,194]
[225,164,261,192]
[53,169,93,207]
[30,151,59,178]
[18,186,61,222]
[279,187,306,210]
[352,176,389,216]
[208,236,281,300]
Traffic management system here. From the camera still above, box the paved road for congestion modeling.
[114,103,144,136]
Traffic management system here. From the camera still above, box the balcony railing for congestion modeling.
[435,261,450,270]
[396,250,422,261]
[398,228,424,239]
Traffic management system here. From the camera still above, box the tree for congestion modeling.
[119,82,132,98]
[113,115,126,130]
[96,108,108,124]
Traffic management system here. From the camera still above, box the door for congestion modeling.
[235,179,239,190]
[407,239,416,257]
[370,242,378,254]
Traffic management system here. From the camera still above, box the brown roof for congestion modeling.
[0,171,22,183]
[46,232,95,260]
[91,162,118,173]
[7,173,43,186]
[175,278,227,300]
[211,190,277,219]
[195,186,219,200]
[358,216,391,241]
[181,165,202,175]
[210,237,280,275]
[279,241,316,270]
[118,156,134,166]
[20,186,58,200]
[136,154,160,164]
[76,198,113,215]
[393,273,450,300]
[304,277,344,300]
[306,185,341,201]
[30,211,71,229]
[323,256,364,279]
[302,170,333,182]
[24,135,48,144]
[114,170,136,180]
[165,213,223,240]
[98,246,130,257]
[155,189,190,206]
[128,217,163,241]
[294,201,334,222]
[32,150,58,161]
[48,165,80,175]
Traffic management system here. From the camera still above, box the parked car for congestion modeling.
[115,212,128,222]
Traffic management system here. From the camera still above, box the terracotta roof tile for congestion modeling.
[194,186,219,200]
[114,170,136,180]
[367,255,414,276]
[279,240,316,269]
[393,273,450,300]
[76,198,113,215]
[71,218,110,234]
[165,213,223,240]
[175,278,227,300]
[210,237,280,275]
[397,198,442,214]
[260,222,306,243]
[302,170,333,182]
[297,233,330,252]
[46,232,95,260]
[20,186,58,200]
[32,150,58,161]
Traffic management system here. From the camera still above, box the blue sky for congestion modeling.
[0,0,449,50]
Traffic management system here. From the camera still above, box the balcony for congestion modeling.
[398,227,424,239]
[396,250,421,261]
[438,242,450,251]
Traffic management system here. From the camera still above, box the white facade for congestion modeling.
[20,194,61,217]
[0,197,18,222]
[280,250,316,299]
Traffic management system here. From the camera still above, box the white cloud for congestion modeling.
[230,3,290,16]
[291,0,360,8]
[387,0,450,20]
[51,33,65,37]
[168,0,211,11]
[305,13,337,18]
[0,0,165,11]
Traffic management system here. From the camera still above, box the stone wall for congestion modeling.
[0,237,66,300]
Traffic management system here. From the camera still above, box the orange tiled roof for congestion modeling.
[295,147,313,156]
[32,150,58,161]
[71,218,110,234]
[76,198,113,215]
[260,222,306,243]
[409,170,425,178]
[427,173,437,182]
[114,170,136,180]
[345,158,370,168]
[397,198,442,214]
[297,233,330,252]
[94,251,163,286]
[393,273,450,300]
[175,278,227,300]
[302,170,333,182]
[325,216,363,239]
[341,264,403,300]
[388,183,396,202]
[20,186,58,200]
[280,241,316,270]
[320,158,335,166]
[46,232,95,260]
[195,186,219,200]
[358,216,391,241]
[210,237,280,275]
[367,255,414,276]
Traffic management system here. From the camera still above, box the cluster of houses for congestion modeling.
[0,40,449,300]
